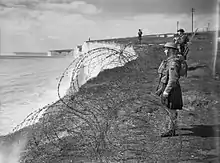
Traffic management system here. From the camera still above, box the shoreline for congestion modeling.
[1,31,219,162]
[0,56,75,136]
[0,55,73,59]
[8,41,138,135]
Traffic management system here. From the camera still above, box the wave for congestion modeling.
[0,56,74,135]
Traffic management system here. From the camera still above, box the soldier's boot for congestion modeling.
[161,129,175,137]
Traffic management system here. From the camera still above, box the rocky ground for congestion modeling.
[0,31,220,163]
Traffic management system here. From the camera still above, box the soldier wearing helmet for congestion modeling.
[138,29,143,44]
[156,42,183,137]
[173,29,189,59]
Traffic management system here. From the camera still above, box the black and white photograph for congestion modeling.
[0,0,219,162]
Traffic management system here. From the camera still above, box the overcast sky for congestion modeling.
[0,0,218,52]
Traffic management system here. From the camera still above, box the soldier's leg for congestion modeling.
[161,108,177,137]
[168,109,178,130]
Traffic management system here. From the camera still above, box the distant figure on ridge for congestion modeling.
[155,42,187,137]
[138,29,143,44]
[173,29,189,60]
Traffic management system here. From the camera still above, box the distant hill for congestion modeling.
[14,52,47,56]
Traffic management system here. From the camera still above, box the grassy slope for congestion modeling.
[1,32,220,163]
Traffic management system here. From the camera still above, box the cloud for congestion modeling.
[0,0,101,15]
[0,7,98,52]
[37,1,101,15]
[79,0,218,17]
[0,7,217,53]
[0,0,218,52]
[0,0,217,16]
[0,0,217,22]
[0,0,39,8]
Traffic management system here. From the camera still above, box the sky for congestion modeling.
[0,0,218,52]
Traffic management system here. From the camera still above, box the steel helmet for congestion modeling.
[177,29,185,33]
[164,42,177,49]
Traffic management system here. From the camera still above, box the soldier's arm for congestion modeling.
[186,36,190,43]
[178,35,188,44]
[164,61,180,94]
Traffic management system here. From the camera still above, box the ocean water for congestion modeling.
[0,56,75,135]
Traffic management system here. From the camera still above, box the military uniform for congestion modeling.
[157,55,183,109]
[157,55,183,136]
[138,29,143,44]
[174,34,189,59]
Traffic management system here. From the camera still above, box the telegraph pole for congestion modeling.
[212,4,219,78]
[192,8,195,33]
[207,23,210,31]
[0,28,1,55]
[177,21,179,32]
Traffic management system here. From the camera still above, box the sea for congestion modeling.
[0,54,75,136]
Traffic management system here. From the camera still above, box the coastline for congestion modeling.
[0,55,73,59]
[0,55,75,136]
[0,32,220,162]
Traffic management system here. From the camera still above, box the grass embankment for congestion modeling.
[1,32,220,163]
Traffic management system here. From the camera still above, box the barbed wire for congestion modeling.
[12,42,185,163]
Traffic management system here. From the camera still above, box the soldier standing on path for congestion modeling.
[155,42,183,137]
[138,29,143,44]
[173,29,189,60]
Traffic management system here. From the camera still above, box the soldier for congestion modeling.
[138,29,143,44]
[174,29,189,60]
[156,42,183,137]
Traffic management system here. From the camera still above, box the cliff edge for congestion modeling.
[0,32,220,163]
